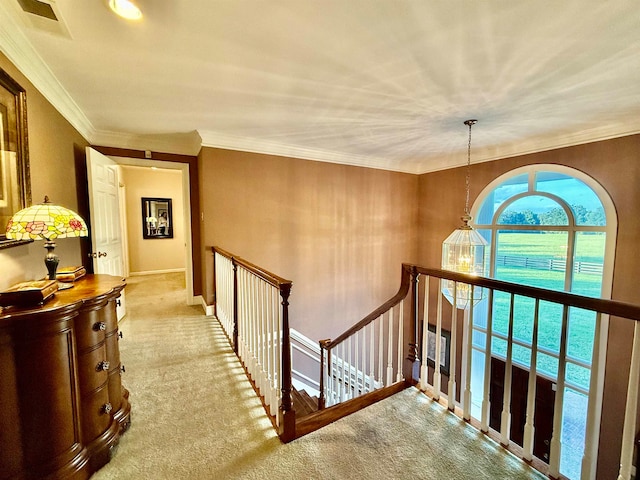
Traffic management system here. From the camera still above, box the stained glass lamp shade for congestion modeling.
[5,196,88,280]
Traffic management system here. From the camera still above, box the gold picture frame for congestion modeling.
[0,67,31,249]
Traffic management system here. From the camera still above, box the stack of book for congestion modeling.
[0,280,59,308]
[56,266,87,282]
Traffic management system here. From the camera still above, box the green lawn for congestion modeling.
[477,232,605,388]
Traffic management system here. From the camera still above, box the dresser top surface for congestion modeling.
[0,274,126,320]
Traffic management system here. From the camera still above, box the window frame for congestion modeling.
[467,164,617,479]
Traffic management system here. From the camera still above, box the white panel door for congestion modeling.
[86,147,126,319]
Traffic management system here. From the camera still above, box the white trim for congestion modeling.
[129,268,186,276]
[0,2,94,140]
[199,130,416,175]
[200,295,215,316]
[93,130,202,156]
[122,161,192,298]
[109,157,195,306]
[290,328,321,356]
[292,378,320,398]
[470,164,617,479]
[1,0,638,176]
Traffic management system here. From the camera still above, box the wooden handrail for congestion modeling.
[414,265,640,321]
[325,264,413,349]
[213,246,292,288]
[211,245,295,442]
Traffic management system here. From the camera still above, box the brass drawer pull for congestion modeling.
[96,360,110,372]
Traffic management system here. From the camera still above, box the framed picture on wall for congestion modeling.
[0,67,31,249]
[141,197,173,239]
[426,324,451,376]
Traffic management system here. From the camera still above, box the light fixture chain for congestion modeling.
[463,119,477,215]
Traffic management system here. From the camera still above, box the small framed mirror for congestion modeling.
[141,197,173,239]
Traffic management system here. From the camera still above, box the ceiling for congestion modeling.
[0,1,638,174]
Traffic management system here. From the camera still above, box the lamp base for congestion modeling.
[44,240,59,280]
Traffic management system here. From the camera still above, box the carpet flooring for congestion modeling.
[91,272,546,480]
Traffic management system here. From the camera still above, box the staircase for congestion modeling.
[213,246,640,480]
[292,388,319,418]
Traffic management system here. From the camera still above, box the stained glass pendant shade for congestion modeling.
[5,196,88,280]
[441,120,488,308]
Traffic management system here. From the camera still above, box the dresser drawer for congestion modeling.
[77,345,109,393]
[80,385,114,444]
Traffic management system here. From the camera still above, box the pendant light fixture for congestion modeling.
[441,119,488,308]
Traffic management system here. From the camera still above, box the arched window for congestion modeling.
[468,165,616,480]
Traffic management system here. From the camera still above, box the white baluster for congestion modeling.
[463,286,474,420]
[354,332,359,397]
[617,321,640,480]
[582,314,602,480]
[267,284,275,415]
[251,275,258,378]
[481,289,494,432]
[397,300,404,383]
[378,315,384,387]
[548,305,569,478]
[420,276,430,392]
[263,282,269,401]
[387,308,394,386]
[340,342,346,403]
[448,283,458,411]
[500,293,515,446]
[433,283,443,402]
[260,281,267,396]
[238,267,242,360]
[523,299,540,462]
[347,335,352,399]
[257,279,263,394]
[245,271,252,374]
[274,285,281,428]
[237,269,243,359]
[369,322,375,392]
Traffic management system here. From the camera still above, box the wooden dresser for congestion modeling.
[0,274,131,480]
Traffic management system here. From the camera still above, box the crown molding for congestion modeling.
[92,129,202,156]
[198,130,418,174]
[0,2,95,141]
[415,123,640,175]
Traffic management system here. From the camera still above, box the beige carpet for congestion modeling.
[92,272,546,480]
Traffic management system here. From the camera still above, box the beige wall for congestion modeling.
[417,134,640,480]
[199,147,418,341]
[120,165,185,274]
[0,53,89,290]
[1,43,636,479]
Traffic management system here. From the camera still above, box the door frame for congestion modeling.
[107,155,196,306]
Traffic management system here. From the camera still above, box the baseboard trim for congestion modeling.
[201,296,215,316]
[129,268,186,276]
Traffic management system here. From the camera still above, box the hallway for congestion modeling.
[92,272,546,479]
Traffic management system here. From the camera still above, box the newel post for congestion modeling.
[232,257,239,354]
[279,282,296,442]
[318,339,332,410]
[407,266,420,383]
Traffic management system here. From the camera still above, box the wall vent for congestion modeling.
[17,0,58,21]
[13,0,72,38]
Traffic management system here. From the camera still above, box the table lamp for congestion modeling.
[5,196,88,280]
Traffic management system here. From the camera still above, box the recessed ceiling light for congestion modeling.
[108,0,142,20]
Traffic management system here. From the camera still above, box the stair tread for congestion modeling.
[292,388,319,417]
